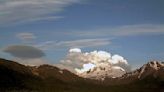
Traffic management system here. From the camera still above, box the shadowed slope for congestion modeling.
[0,58,163,92]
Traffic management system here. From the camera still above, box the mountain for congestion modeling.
[123,61,164,79]
[102,61,164,85]
[0,58,164,92]
[30,64,81,82]
[0,58,83,91]
[78,63,126,80]
[0,58,39,89]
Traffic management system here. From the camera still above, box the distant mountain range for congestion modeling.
[0,58,164,92]
[77,63,127,80]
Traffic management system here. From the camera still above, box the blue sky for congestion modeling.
[0,0,164,68]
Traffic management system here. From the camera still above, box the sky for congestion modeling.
[0,0,164,69]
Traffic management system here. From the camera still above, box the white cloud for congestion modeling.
[69,48,81,53]
[36,38,111,50]
[112,24,164,36]
[16,32,36,43]
[14,16,63,24]
[0,0,80,25]
[111,55,128,65]
[69,24,164,37]
[57,38,111,48]
[75,63,95,73]
[112,66,125,72]
[59,48,131,78]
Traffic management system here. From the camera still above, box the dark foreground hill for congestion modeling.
[0,58,164,92]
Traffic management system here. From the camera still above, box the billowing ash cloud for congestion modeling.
[59,48,131,78]
[3,45,47,65]
[4,45,45,59]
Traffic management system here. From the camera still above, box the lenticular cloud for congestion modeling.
[60,48,131,79]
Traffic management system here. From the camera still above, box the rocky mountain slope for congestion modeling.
[0,58,84,91]
[101,61,164,85]
[0,58,163,92]
[122,61,164,79]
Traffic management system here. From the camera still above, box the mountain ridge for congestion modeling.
[0,58,164,92]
